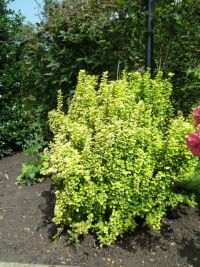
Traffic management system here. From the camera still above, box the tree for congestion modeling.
[41,0,199,113]
[0,1,43,157]
[40,0,146,96]
[153,0,200,113]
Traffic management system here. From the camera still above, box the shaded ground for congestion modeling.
[0,153,200,267]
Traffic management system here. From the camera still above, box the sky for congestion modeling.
[8,0,182,24]
[8,0,44,24]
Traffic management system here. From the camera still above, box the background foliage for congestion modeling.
[1,0,199,157]
[0,0,25,157]
[41,0,200,112]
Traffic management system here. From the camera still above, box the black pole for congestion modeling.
[146,0,154,74]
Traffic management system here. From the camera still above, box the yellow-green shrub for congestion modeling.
[41,70,198,245]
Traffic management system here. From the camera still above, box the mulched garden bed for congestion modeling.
[0,152,200,267]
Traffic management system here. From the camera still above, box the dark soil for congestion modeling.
[1,153,200,267]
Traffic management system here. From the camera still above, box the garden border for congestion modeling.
[0,263,81,267]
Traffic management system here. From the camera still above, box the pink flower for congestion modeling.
[193,106,200,126]
[186,131,200,157]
